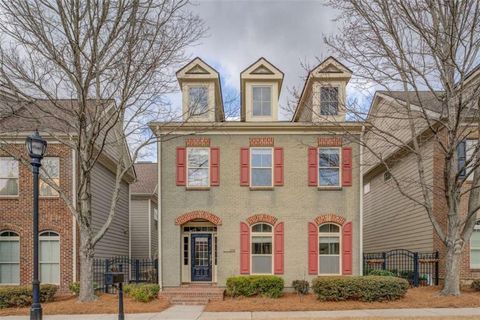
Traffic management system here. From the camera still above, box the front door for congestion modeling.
[191,234,212,281]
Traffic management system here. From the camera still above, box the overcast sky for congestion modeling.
[166,0,360,120]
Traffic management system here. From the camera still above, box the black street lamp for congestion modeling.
[25,130,47,320]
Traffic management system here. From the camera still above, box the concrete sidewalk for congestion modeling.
[2,306,480,319]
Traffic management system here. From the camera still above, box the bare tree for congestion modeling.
[292,0,480,296]
[0,0,205,301]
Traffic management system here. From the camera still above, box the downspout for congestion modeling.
[359,125,365,275]
[157,131,163,290]
[72,149,77,282]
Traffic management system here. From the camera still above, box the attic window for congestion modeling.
[189,86,208,116]
[252,86,272,116]
[320,87,338,115]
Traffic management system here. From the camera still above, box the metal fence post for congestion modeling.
[413,252,419,287]
[104,259,110,293]
[435,251,439,286]
[135,259,140,283]
[382,252,386,270]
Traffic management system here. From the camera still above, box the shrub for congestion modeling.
[471,279,480,291]
[124,284,159,302]
[368,269,395,277]
[0,284,58,309]
[292,280,310,295]
[226,275,284,298]
[69,282,80,296]
[311,276,408,302]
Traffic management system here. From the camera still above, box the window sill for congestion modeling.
[249,187,274,191]
[0,195,20,199]
[186,187,210,191]
[317,187,342,191]
[469,268,480,272]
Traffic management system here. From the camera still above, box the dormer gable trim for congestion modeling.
[292,56,352,122]
[241,57,284,79]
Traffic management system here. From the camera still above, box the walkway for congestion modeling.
[2,306,480,319]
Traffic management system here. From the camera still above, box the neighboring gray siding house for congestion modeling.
[130,162,158,259]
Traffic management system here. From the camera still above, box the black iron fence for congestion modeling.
[364,250,439,287]
[93,256,158,293]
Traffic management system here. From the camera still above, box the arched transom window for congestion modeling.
[318,223,341,275]
[0,231,20,284]
[39,231,60,284]
[251,223,273,274]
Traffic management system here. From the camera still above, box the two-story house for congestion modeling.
[363,65,480,284]
[150,57,365,301]
[0,92,133,293]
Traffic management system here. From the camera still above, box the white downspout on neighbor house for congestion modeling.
[157,133,163,290]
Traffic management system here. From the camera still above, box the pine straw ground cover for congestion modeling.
[0,293,169,316]
[205,286,480,312]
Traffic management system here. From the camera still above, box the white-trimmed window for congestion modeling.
[318,148,341,187]
[252,86,272,116]
[0,157,19,196]
[0,231,20,284]
[251,148,273,187]
[39,231,60,284]
[189,86,208,116]
[40,157,60,197]
[470,221,480,269]
[187,148,209,187]
[251,223,273,274]
[320,87,338,115]
[466,140,476,181]
[319,223,341,275]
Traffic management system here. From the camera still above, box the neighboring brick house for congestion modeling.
[0,93,133,293]
[150,57,365,292]
[130,162,158,259]
[363,66,480,283]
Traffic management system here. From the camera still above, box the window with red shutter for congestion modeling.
[308,222,318,274]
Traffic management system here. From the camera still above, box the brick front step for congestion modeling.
[160,286,224,305]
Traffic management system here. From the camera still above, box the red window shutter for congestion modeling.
[240,148,250,186]
[274,147,284,186]
[274,222,284,274]
[308,147,318,186]
[342,147,352,187]
[210,147,220,186]
[342,221,353,275]
[308,222,318,275]
[240,222,250,274]
[176,147,186,186]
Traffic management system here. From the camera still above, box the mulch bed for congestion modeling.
[205,286,480,312]
[0,293,170,316]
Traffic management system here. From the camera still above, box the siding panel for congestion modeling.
[130,199,150,258]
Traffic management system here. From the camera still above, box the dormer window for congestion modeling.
[320,87,338,115]
[188,86,208,116]
[252,86,272,117]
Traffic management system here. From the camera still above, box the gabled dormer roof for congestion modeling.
[292,56,352,122]
[240,57,284,121]
[176,57,224,121]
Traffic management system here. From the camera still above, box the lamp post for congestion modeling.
[25,130,47,320]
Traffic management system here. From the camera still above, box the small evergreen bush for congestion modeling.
[69,282,80,296]
[0,284,58,309]
[292,280,310,295]
[123,283,159,302]
[368,269,396,277]
[471,279,480,291]
[226,275,284,298]
[311,276,408,302]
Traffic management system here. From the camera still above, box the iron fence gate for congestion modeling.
[364,250,439,287]
[93,256,158,293]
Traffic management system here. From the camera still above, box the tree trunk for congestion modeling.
[441,240,462,296]
[79,231,97,302]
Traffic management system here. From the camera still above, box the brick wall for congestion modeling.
[0,143,74,294]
